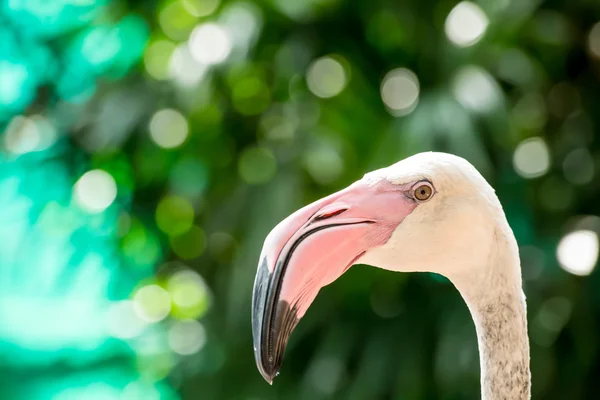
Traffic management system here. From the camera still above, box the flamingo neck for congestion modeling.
[470,281,530,400]
[452,226,531,400]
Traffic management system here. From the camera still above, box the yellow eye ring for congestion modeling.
[413,183,433,201]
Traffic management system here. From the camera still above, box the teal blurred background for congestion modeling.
[1,0,600,398]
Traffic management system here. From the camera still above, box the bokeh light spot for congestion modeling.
[445,2,488,47]
[3,115,40,154]
[3,115,57,155]
[589,22,600,58]
[232,76,271,115]
[303,144,344,185]
[133,284,172,323]
[308,357,344,395]
[30,115,58,149]
[533,11,570,47]
[512,93,547,130]
[183,0,221,17]
[0,61,30,108]
[189,23,232,65]
[170,225,207,260]
[149,108,189,149]
[169,43,208,86]
[209,232,237,263]
[538,297,572,333]
[73,169,118,213]
[380,68,419,116]
[513,137,550,179]
[167,270,210,319]
[557,230,598,276]
[122,219,163,270]
[260,111,297,142]
[238,146,277,184]
[79,26,120,72]
[306,56,348,99]
[144,40,177,80]
[563,148,594,185]
[159,0,197,41]
[272,0,317,21]
[168,320,207,355]
[532,296,573,347]
[156,195,195,236]
[452,66,501,112]
[497,48,534,87]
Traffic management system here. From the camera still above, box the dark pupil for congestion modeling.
[417,186,429,199]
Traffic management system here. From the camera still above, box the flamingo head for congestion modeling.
[251,152,504,383]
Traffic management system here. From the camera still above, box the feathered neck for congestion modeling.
[451,222,531,400]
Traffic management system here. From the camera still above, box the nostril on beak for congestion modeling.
[313,208,347,222]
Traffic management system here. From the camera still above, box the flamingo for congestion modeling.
[251,152,530,400]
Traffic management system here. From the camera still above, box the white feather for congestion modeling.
[359,152,530,400]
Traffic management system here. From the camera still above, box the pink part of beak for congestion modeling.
[252,178,417,383]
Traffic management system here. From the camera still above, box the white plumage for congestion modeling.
[252,152,531,399]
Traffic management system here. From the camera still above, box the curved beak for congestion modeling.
[251,178,417,383]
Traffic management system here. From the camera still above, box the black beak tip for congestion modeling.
[254,346,281,384]
[252,257,279,384]
[259,365,277,385]
[252,256,297,386]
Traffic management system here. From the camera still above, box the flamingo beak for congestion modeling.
[251,178,417,383]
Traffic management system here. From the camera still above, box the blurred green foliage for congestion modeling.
[1,0,600,399]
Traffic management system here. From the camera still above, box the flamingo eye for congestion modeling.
[413,183,433,201]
